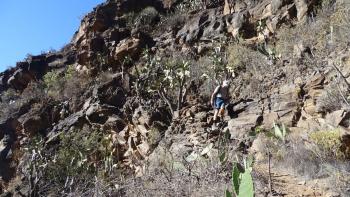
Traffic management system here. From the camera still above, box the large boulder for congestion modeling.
[325,110,350,128]
[1,53,67,92]
[227,114,262,139]
[113,38,143,60]
[7,68,34,90]
[104,27,130,44]
[263,84,302,127]
[50,111,87,133]
[303,75,326,115]
[0,135,12,161]
[340,130,350,158]
[177,8,248,43]
[0,119,18,184]
[249,134,269,161]
[92,74,127,107]
[17,103,55,136]
[177,0,311,44]
[0,75,6,92]
[85,102,118,124]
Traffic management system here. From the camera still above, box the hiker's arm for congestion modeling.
[227,87,232,101]
[211,86,220,106]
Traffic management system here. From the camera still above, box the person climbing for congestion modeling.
[211,80,230,126]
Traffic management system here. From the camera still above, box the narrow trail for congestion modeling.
[254,164,335,197]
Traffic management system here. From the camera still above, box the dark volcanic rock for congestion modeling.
[0,119,18,183]
[1,53,70,92]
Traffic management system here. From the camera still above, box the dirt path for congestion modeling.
[254,164,336,197]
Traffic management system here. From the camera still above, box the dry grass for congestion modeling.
[317,82,350,113]
[18,126,131,196]
[276,0,350,67]
[261,132,350,196]
[120,133,241,197]
[42,65,91,111]
[227,44,266,72]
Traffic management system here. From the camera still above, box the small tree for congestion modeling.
[162,59,191,112]
[135,49,192,116]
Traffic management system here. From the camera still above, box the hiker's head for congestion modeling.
[222,80,230,87]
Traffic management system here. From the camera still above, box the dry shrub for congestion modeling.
[122,152,231,197]
[157,12,187,34]
[278,141,321,178]
[125,6,160,34]
[310,129,350,160]
[95,71,116,85]
[192,55,218,99]
[0,88,19,102]
[63,68,90,99]
[227,44,272,98]
[266,133,350,196]
[136,6,160,32]
[62,66,91,112]
[255,127,350,193]
[43,65,91,102]
[281,141,350,196]
[120,133,240,197]
[19,126,126,196]
[317,82,349,113]
[228,44,271,77]
[227,44,264,72]
[276,0,350,66]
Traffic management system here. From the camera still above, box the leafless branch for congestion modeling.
[268,149,273,195]
[158,86,174,116]
[332,63,350,91]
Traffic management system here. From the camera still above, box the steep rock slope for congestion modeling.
[1,0,350,196]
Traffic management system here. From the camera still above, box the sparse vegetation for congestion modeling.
[162,58,191,112]
[276,0,350,68]
[317,82,350,113]
[272,123,287,143]
[136,7,159,27]
[21,127,124,196]
[310,129,345,159]
[43,69,63,97]
[43,65,90,101]
[2,0,350,196]
[125,6,159,33]
[135,49,193,115]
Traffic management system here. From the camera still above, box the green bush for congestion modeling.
[22,127,118,196]
[43,65,90,101]
[135,50,192,115]
[125,7,159,32]
[43,69,64,98]
[310,129,345,159]
[137,7,159,26]
[46,131,101,181]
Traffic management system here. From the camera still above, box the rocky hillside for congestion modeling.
[1,0,350,196]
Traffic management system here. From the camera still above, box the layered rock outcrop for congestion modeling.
[1,0,348,195]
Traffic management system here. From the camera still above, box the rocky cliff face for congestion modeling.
[1,0,350,196]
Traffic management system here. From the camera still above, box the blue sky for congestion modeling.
[0,0,105,72]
